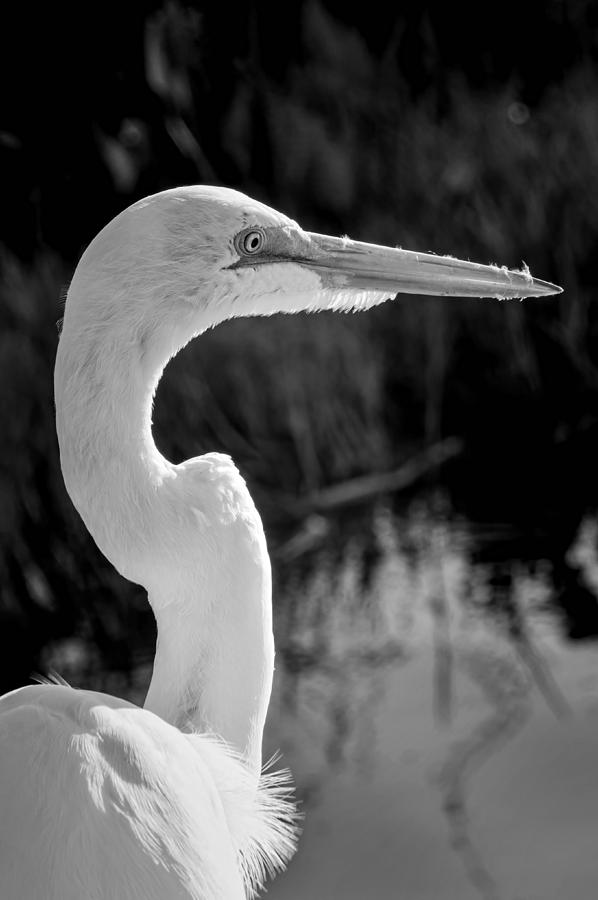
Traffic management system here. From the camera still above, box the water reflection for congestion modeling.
[266,506,598,900]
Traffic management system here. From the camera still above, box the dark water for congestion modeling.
[264,505,598,900]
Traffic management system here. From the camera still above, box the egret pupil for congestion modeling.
[241,230,264,254]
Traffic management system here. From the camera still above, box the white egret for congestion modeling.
[0,186,560,899]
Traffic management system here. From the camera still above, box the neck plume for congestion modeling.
[55,278,274,775]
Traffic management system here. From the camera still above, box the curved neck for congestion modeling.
[55,286,273,774]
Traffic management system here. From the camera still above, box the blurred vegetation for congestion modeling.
[1,0,598,688]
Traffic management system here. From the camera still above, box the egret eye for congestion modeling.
[236,228,265,256]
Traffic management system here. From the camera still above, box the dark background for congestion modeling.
[1,0,597,693]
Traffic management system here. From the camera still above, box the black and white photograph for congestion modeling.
[0,3,596,898]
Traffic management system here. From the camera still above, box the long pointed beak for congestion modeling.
[304,233,562,299]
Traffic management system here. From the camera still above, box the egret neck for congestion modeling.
[55,274,273,776]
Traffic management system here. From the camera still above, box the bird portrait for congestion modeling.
[0,186,559,899]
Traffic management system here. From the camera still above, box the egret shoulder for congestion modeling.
[176,452,264,531]
[0,684,244,900]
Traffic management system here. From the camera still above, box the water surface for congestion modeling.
[265,507,598,900]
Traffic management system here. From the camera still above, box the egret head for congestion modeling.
[65,184,561,364]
